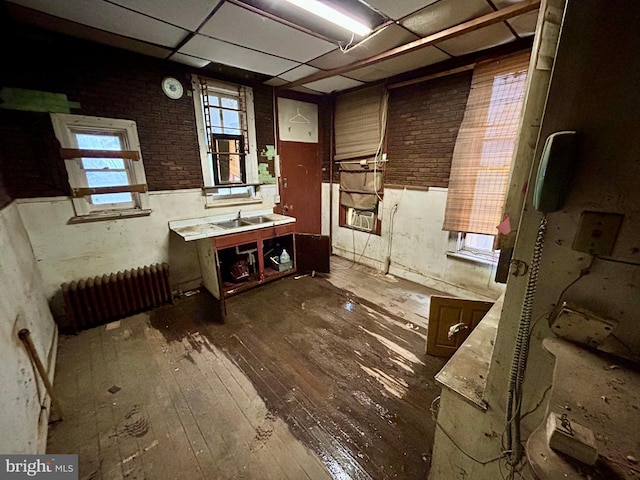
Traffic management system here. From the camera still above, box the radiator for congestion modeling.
[61,263,173,331]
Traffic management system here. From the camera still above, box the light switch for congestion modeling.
[572,211,624,256]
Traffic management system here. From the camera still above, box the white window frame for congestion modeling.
[51,113,150,219]
[192,75,260,205]
[448,232,499,265]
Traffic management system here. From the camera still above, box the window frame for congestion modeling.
[50,113,150,219]
[449,232,500,264]
[192,75,259,204]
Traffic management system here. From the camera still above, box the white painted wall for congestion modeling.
[17,186,277,316]
[322,183,505,300]
[0,202,57,453]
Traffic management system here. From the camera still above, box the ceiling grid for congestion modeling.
[5,0,539,93]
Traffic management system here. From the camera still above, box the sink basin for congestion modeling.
[243,215,275,224]
[215,219,252,229]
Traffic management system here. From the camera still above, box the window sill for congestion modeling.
[446,251,498,266]
[67,209,151,224]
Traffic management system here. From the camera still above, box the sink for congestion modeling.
[243,215,275,224]
[215,219,252,229]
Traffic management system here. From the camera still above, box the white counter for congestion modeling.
[169,209,296,242]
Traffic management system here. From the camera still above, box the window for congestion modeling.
[335,85,388,234]
[450,232,500,264]
[443,51,530,236]
[50,114,150,219]
[193,76,259,203]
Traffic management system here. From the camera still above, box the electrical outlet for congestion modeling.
[573,211,624,256]
[274,194,280,204]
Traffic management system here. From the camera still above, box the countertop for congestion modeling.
[168,209,296,242]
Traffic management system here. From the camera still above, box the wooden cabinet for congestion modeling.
[198,222,296,299]
[197,224,330,320]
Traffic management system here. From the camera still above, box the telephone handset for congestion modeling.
[533,131,578,213]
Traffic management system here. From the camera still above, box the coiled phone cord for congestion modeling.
[505,215,547,464]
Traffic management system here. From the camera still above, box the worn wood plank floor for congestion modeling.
[48,257,447,479]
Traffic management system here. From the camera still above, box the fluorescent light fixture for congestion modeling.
[283,0,371,37]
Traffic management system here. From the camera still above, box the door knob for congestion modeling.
[447,322,468,339]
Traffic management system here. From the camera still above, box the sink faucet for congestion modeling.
[237,209,242,220]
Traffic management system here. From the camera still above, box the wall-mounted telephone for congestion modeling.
[533,131,578,213]
[506,130,579,463]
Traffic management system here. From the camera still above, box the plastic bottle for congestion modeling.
[280,249,290,264]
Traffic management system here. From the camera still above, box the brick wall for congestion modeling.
[385,71,472,188]
[0,30,276,198]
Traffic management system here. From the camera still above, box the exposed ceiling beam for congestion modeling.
[277,0,540,90]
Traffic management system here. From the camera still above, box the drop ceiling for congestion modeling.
[5,0,538,94]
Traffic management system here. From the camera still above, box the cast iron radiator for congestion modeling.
[61,263,173,331]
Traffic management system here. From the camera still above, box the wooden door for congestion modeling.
[426,296,494,357]
[277,141,322,234]
[295,234,330,274]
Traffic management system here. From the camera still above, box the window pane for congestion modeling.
[82,157,126,169]
[86,171,129,188]
[210,108,222,128]
[208,95,220,107]
[75,133,122,150]
[216,154,243,183]
[465,233,495,252]
[221,97,238,109]
[222,110,240,130]
[91,193,133,205]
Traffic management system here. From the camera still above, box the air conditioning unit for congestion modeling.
[347,208,375,231]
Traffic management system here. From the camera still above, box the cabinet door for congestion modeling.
[426,296,493,357]
[295,234,330,274]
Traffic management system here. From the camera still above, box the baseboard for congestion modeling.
[388,263,496,301]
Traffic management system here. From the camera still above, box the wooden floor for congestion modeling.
[48,257,448,479]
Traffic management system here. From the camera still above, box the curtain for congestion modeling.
[339,161,383,211]
[442,51,530,235]
[334,86,386,161]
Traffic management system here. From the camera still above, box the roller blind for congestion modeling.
[443,51,530,235]
[334,86,386,161]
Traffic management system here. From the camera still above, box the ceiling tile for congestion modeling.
[437,23,516,56]
[109,0,220,31]
[401,0,493,37]
[507,11,539,37]
[309,48,359,70]
[7,0,188,47]
[264,77,288,87]
[374,46,450,75]
[341,24,419,61]
[199,2,336,63]
[302,76,364,93]
[169,52,211,68]
[309,24,418,70]
[362,0,439,21]
[492,0,531,7]
[344,65,391,82]
[180,34,299,76]
[291,86,323,95]
[280,65,321,82]
[6,3,173,58]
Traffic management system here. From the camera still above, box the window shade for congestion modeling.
[443,51,530,235]
[334,86,386,161]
